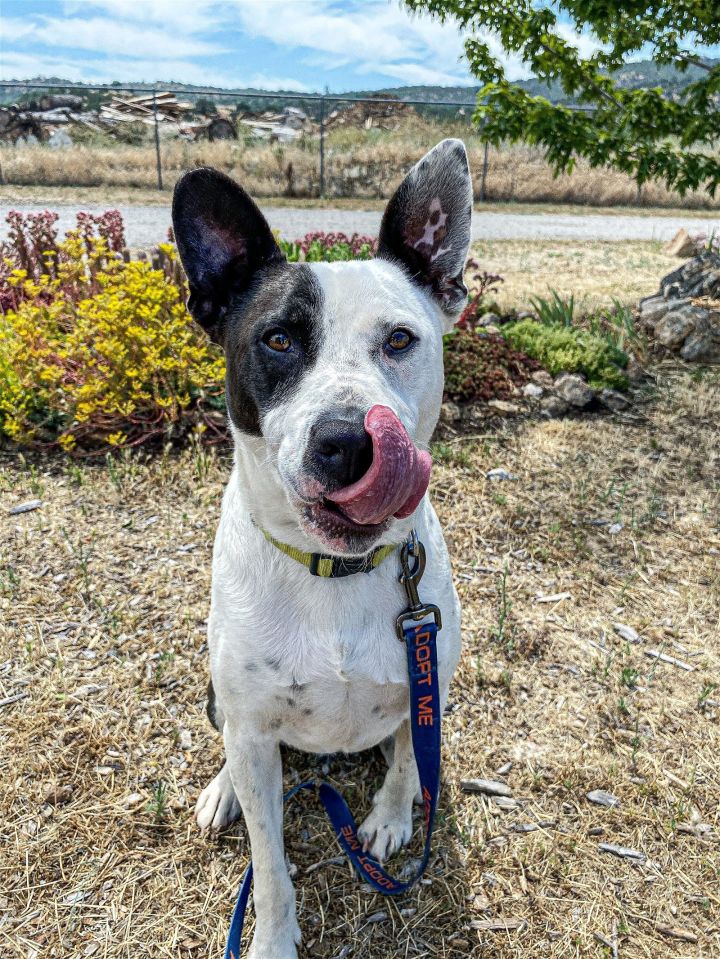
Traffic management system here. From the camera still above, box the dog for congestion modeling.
[171,138,472,959]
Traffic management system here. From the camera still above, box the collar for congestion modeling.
[260,528,399,578]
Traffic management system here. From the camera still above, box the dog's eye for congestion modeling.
[264,330,291,353]
[385,329,414,353]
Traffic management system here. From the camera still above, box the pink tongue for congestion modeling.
[326,405,432,526]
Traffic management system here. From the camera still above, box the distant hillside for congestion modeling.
[2,57,717,116]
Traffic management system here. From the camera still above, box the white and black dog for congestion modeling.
[171,139,473,959]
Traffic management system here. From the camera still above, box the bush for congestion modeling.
[502,319,629,389]
[443,329,539,403]
[280,231,377,262]
[0,219,223,450]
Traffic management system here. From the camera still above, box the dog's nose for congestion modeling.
[308,418,373,489]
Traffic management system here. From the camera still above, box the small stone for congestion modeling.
[553,372,595,408]
[460,778,513,797]
[487,399,520,415]
[8,499,43,515]
[598,842,645,861]
[522,382,544,398]
[664,228,698,258]
[486,468,517,482]
[540,395,569,418]
[613,622,640,644]
[587,789,621,808]
[680,329,717,362]
[439,401,462,425]
[599,388,630,411]
[478,311,501,326]
[531,370,554,389]
[608,522,624,535]
[654,308,697,348]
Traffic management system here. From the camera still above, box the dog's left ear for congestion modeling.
[378,138,472,326]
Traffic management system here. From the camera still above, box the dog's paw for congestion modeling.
[247,918,300,959]
[195,764,241,831]
[358,803,413,862]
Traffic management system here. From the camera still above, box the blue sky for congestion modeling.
[0,1,715,93]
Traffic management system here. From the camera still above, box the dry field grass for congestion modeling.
[471,241,679,311]
[2,362,719,959]
[2,114,719,208]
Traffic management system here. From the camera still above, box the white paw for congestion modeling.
[357,802,413,862]
[195,765,241,831]
[247,918,300,959]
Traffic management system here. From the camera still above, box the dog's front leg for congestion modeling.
[223,723,300,959]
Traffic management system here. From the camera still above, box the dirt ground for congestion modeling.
[1,361,718,959]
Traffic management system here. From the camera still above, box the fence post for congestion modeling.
[152,92,163,191]
[319,96,325,198]
[480,140,489,202]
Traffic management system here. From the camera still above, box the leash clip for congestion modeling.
[396,530,442,640]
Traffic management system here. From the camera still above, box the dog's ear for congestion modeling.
[172,167,285,342]
[378,138,472,325]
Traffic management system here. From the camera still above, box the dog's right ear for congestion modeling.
[172,168,285,342]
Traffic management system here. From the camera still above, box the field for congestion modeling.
[2,115,720,208]
[2,227,719,959]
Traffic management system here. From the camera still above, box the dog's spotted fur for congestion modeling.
[172,139,472,959]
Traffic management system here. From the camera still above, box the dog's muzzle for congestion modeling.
[325,405,432,526]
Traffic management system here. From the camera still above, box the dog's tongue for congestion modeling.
[326,405,431,526]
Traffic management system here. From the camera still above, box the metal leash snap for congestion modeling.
[396,530,443,640]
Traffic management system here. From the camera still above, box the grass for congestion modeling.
[1,364,718,958]
[469,240,679,311]
[2,112,720,207]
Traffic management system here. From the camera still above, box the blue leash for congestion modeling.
[224,532,443,959]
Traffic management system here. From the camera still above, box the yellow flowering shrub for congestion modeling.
[0,234,225,450]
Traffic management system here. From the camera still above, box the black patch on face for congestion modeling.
[223,263,323,436]
[206,678,219,731]
[265,655,282,671]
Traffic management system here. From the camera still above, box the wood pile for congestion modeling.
[326,95,416,131]
[100,91,189,125]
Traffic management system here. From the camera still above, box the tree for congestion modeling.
[405,0,720,195]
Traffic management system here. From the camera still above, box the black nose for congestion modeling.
[307,417,373,489]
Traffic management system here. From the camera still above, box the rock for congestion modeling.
[8,499,43,515]
[598,842,645,861]
[680,327,719,362]
[654,307,698,348]
[531,369,554,389]
[664,228,698,258]
[540,395,569,418]
[553,373,595,407]
[639,296,690,327]
[439,401,462,425]
[522,382,544,399]
[486,468,517,482]
[587,789,621,808]
[613,622,640,644]
[516,310,536,321]
[599,388,630,411]
[625,356,645,384]
[460,778,513,797]
[487,399,520,415]
[478,311,501,326]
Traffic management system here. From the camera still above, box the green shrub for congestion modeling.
[502,319,629,390]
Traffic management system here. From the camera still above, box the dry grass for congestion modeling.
[2,114,719,207]
[1,363,719,958]
[470,241,680,312]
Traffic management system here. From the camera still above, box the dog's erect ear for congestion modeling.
[378,138,472,323]
[172,167,284,341]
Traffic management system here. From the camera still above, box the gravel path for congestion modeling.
[2,202,719,247]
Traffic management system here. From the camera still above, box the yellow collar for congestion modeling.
[260,529,398,578]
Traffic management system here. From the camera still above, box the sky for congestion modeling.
[0,0,564,92]
[0,1,715,94]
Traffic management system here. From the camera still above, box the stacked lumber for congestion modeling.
[326,95,416,131]
[100,91,185,125]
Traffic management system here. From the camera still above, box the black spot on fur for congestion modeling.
[206,678,219,731]
[302,708,313,717]
[171,169,324,436]
[372,705,382,715]
[266,656,281,671]
[286,697,297,708]
[245,661,259,672]
[269,718,282,731]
